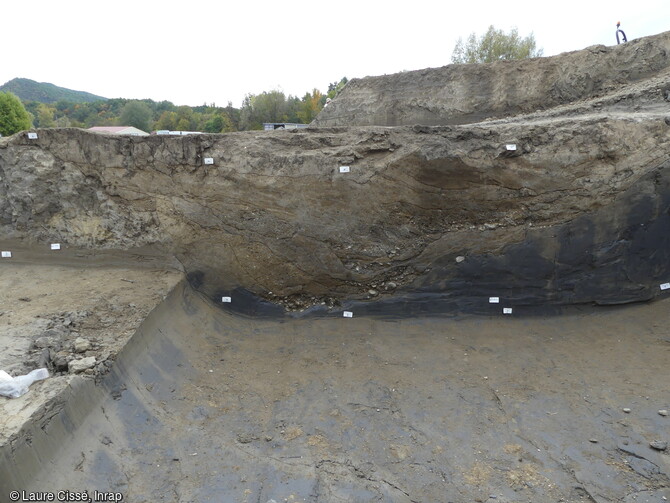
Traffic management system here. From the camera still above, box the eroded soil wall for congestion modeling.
[2,120,670,314]
[314,31,670,127]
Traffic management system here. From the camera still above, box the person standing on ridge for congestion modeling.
[616,21,627,44]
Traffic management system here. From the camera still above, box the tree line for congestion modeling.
[2,25,545,137]
[451,25,542,64]
[0,77,348,136]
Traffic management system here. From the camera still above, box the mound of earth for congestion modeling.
[313,30,670,127]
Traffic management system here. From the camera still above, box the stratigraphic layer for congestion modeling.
[1,119,669,315]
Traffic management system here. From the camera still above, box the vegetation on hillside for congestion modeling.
[16,77,349,133]
[0,92,32,136]
[0,78,107,104]
[451,26,543,64]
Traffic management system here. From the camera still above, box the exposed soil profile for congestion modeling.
[1,30,670,503]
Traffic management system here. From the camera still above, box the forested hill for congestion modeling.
[0,78,107,104]
[1,76,348,133]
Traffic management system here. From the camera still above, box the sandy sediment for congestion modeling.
[2,279,669,502]
[0,249,181,448]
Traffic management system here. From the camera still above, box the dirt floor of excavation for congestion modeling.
[1,274,669,503]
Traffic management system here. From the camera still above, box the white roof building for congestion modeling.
[88,126,149,136]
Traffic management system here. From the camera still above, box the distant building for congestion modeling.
[153,130,204,136]
[88,126,149,136]
[263,123,309,131]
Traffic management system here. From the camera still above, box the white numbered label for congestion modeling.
[50,243,61,250]
[505,144,517,151]
[1,251,11,258]
[27,132,38,139]
[343,311,353,318]
[660,283,670,291]
[221,296,232,303]
[204,158,214,165]
[503,307,513,315]
[489,297,500,304]
[339,166,350,173]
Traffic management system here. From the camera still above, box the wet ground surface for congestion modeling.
[7,282,669,503]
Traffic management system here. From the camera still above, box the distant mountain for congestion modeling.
[0,78,107,104]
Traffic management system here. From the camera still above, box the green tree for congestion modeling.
[154,111,178,130]
[285,95,302,124]
[54,116,72,127]
[327,77,348,100]
[240,90,289,130]
[202,112,235,133]
[55,99,71,113]
[297,89,324,123]
[119,100,152,132]
[37,103,56,128]
[203,115,224,133]
[176,118,191,131]
[0,92,32,136]
[451,26,543,64]
[224,101,241,130]
[154,100,176,115]
[174,106,198,131]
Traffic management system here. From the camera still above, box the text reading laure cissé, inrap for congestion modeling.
[8,490,123,503]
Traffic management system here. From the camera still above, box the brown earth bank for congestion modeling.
[1,112,670,315]
[313,30,670,127]
[1,32,669,315]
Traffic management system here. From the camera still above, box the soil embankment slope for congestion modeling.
[2,113,670,313]
[314,30,670,127]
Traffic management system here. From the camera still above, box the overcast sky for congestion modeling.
[3,0,668,107]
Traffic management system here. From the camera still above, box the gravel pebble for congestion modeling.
[649,441,667,451]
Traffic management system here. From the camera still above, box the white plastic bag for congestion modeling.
[0,368,49,398]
